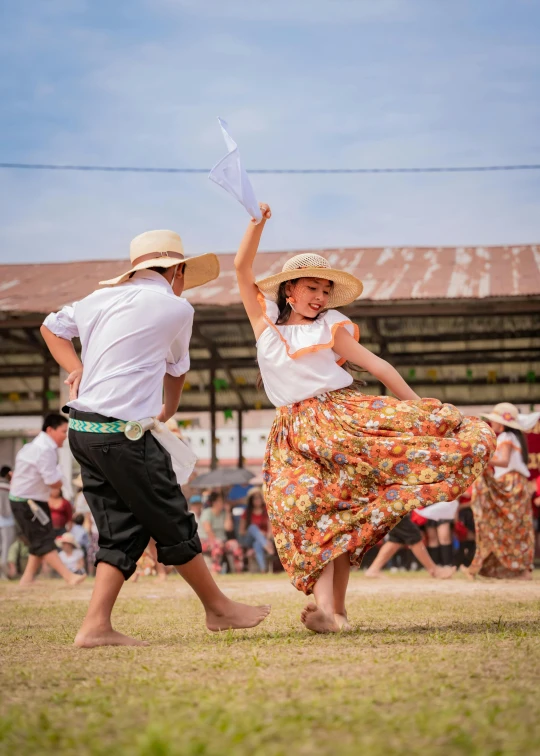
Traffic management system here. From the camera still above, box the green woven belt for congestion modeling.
[68,418,127,434]
[9,496,30,503]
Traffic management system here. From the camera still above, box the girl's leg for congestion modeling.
[365,541,402,577]
[225,539,244,573]
[437,522,453,566]
[332,552,352,630]
[300,560,338,634]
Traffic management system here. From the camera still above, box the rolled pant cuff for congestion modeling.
[157,534,202,566]
[95,547,138,581]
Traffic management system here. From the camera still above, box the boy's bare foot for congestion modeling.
[459,565,475,580]
[431,565,456,580]
[364,568,383,579]
[300,603,339,634]
[206,599,271,632]
[67,574,86,587]
[334,612,352,631]
[74,628,149,648]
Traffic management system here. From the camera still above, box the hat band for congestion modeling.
[131,250,185,266]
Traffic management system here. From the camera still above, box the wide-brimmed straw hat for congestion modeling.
[481,403,523,431]
[56,532,78,548]
[99,230,220,289]
[256,253,363,309]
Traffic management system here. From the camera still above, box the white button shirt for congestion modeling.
[10,432,63,502]
[43,270,194,420]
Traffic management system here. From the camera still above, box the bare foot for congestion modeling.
[67,574,86,587]
[431,565,456,580]
[334,612,352,632]
[206,599,271,632]
[517,571,533,581]
[74,628,149,648]
[156,573,167,583]
[264,541,274,556]
[365,569,383,579]
[459,565,475,581]
[301,603,339,634]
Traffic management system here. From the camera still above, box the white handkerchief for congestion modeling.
[417,500,459,522]
[518,412,540,432]
[150,422,198,486]
[209,117,262,222]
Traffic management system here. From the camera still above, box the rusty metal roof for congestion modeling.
[1,245,539,314]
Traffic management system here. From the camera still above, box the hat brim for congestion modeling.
[256,267,363,308]
[481,413,523,430]
[99,253,220,289]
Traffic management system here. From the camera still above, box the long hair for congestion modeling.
[501,424,529,465]
[245,488,265,528]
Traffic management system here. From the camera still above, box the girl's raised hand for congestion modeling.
[252,203,272,223]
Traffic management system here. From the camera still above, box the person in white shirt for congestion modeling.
[9,414,86,586]
[0,466,16,579]
[463,403,535,580]
[41,229,270,648]
[56,532,86,575]
[234,203,495,634]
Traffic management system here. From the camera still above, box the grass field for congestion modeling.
[1,571,540,756]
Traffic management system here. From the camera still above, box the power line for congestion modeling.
[1,161,540,175]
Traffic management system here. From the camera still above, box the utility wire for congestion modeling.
[1,162,540,174]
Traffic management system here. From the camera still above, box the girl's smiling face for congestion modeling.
[285,277,332,319]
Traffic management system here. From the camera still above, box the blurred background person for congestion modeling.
[239,487,274,573]
[0,465,16,579]
[199,491,243,573]
[463,403,536,580]
[56,532,86,575]
[48,486,72,538]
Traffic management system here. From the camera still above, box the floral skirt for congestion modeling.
[263,387,496,594]
[469,471,534,578]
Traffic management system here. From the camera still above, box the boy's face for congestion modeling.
[47,422,68,448]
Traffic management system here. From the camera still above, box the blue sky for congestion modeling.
[1,0,539,263]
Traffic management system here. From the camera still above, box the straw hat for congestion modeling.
[482,403,523,431]
[99,230,220,288]
[56,532,78,548]
[256,253,363,309]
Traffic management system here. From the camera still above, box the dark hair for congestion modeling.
[0,465,11,480]
[245,488,265,529]
[207,491,223,507]
[73,513,85,526]
[42,413,68,432]
[275,280,330,325]
[501,425,529,465]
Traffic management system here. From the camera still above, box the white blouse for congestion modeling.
[493,431,530,479]
[256,293,359,408]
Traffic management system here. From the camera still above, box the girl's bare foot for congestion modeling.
[334,612,352,631]
[517,571,533,581]
[301,603,339,634]
[74,628,149,648]
[206,599,271,632]
[459,565,475,581]
[431,565,456,580]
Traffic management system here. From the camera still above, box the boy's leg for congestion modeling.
[18,554,43,586]
[365,541,401,577]
[75,562,147,647]
[175,554,270,631]
[43,550,86,585]
[410,541,455,579]
[301,560,338,634]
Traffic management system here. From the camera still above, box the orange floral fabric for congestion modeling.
[262,387,496,594]
[469,470,534,578]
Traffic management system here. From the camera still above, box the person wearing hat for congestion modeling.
[235,203,496,633]
[40,230,270,647]
[57,531,86,575]
[462,403,538,580]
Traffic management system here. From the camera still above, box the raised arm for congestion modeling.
[333,328,420,401]
[234,203,272,340]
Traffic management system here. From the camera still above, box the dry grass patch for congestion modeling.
[1,572,539,755]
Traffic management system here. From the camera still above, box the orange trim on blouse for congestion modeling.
[256,291,360,364]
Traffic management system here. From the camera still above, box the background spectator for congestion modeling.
[6,534,30,579]
[0,465,16,579]
[56,532,85,575]
[239,487,274,572]
[199,491,243,573]
[48,486,72,537]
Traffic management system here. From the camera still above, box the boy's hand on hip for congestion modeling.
[64,368,83,400]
